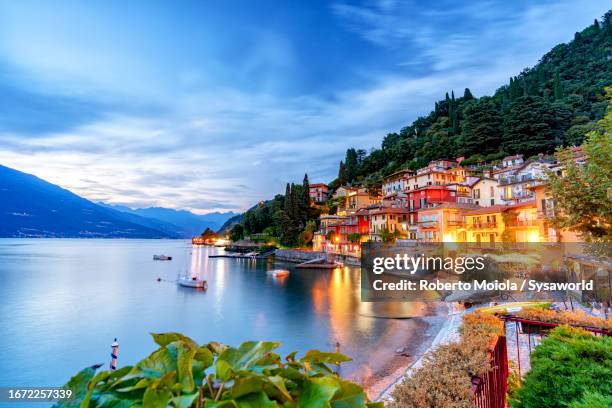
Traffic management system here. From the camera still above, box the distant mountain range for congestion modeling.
[99,204,237,237]
[0,164,236,238]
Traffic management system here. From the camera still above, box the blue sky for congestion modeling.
[0,0,608,212]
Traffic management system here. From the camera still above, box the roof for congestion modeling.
[463,201,537,216]
[419,202,480,212]
[309,183,328,188]
[369,206,411,216]
[503,154,524,161]
[383,168,415,181]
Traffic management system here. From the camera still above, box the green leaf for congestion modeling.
[330,379,367,408]
[170,392,200,408]
[216,359,233,381]
[80,370,110,408]
[52,365,99,408]
[235,392,279,408]
[207,341,229,356]
[365,403,385,408]
[204,399,238,408]
[142,379,172,408]
[176,340,197,392]
[297,377,340,408]
[230,377,265,399]
[151,332,199,348]
[195,346,215,368]
[218,341,281,373]
[300,351,352,365]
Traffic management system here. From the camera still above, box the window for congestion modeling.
[490,199,495,206]
[474,189,481,199]
[490,186,494,196]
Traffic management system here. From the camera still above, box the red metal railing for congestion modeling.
[473,336,508,408]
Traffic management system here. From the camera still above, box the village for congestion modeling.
[309,151,586,258]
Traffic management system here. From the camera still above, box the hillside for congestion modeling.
[331,11,612,189]
[0,165,178,238]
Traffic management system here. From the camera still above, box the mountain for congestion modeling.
[100,204,238,238]
[0,165,179,238]
[217,213,243,234]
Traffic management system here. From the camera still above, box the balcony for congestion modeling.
[418,221,438,229]
[470,222,497,230]
[498,174,536,186]
[447,220,466,227]
[501,191,534,200]
[506,219,538,228]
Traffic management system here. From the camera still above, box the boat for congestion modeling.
[153,255,172,261]
[267,269,290,278]
[177,275,208,289]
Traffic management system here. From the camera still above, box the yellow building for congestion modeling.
[416,202,478,242]
[463,202,542,244]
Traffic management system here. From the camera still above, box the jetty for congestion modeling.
[295,257,343,269]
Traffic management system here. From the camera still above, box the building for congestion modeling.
[470,177,501,207]
[463,201,542,244]
[309,183,329,203]
[382,169,414,197]
[346,187,380,215]
[369,207,411,242]
[530,183,583,243]
[496,161,550,204]
[405,159,465,192]
[416,202,478,242]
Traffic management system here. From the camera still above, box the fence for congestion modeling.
[473,336,508,408]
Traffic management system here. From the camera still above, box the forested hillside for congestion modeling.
[332,11,612,189]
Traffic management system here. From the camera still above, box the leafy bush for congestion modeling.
[511,326,612,408]
[515,307,612,330]
[388,313,504,408]
[54,333,383,408]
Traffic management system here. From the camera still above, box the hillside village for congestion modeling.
[310,151,585,257]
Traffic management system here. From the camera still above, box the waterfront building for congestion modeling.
[470,177,501,207]
[416,202,478,242]
[309,183,329,203]
[369,206,411,242]
[463,201,542,244]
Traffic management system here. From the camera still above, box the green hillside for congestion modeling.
[332,11,612,189]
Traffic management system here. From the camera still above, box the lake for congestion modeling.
[0,239,446,404]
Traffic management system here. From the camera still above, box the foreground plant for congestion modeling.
[53,333,382,408]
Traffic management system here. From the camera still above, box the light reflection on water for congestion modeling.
[0,239,443,396]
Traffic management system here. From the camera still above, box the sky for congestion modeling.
[0,0,608,213]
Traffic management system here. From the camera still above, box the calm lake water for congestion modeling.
[0,239,443,404]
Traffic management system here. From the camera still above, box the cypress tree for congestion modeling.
[302,173,310,206]
[338,161,346,186]
[284,183,292,213]
[463,88,474,100]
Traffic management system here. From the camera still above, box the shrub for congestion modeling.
[53,333,383,408]
[388,313,504,408]
[511,326,612,408]
[515,307,612,330]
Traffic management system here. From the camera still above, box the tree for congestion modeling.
[460,98,503,156]
[344,148,359,183]
[337,160,346,186]
[553,71,564,100]
[502,96,558,155]
[463,88,474,100]
[230,224,244,241]
[302,173,310,206]
[546,91,612,242]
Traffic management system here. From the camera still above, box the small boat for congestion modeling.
[267,269,290,278]
[153,255,172,261]
[178,275,208,289]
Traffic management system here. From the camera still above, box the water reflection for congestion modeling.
[0,239,444,394]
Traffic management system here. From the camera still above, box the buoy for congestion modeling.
[110,338,119,370]
[157,277,162,282]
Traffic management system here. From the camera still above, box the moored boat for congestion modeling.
[153,255,172,261]
[267,269,290,278]
[177,275,207,289]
